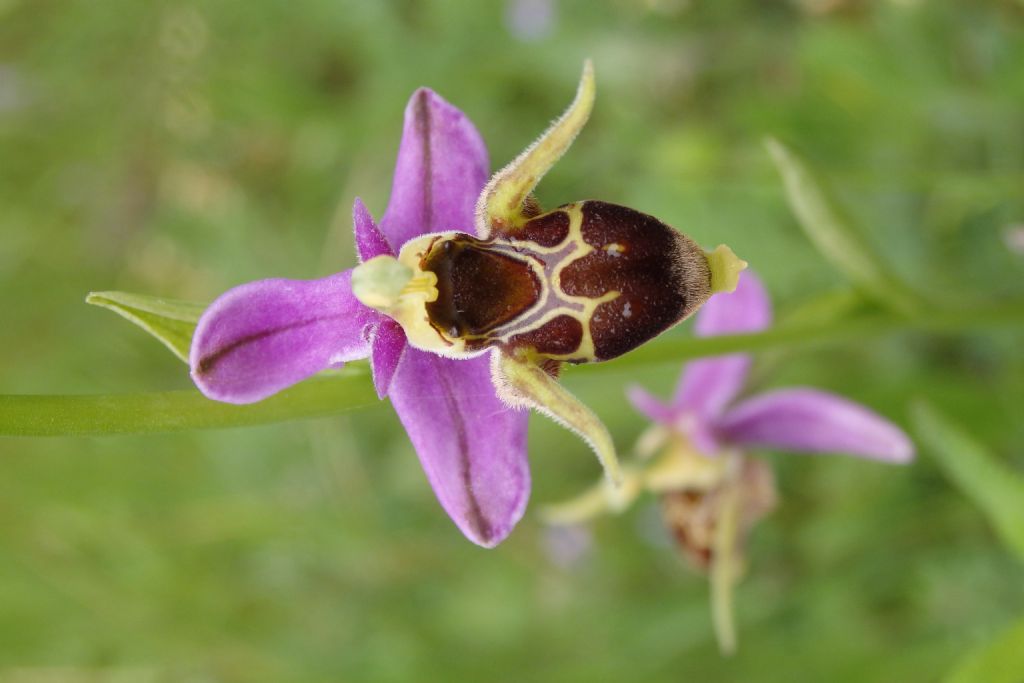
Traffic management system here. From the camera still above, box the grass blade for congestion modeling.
[911,401,1024,561]
[765,138,924,315]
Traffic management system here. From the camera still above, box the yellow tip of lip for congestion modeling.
[707,245,748,294]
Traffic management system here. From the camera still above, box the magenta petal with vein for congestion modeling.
[673,270,772,418]
[190,271,372,404]
[190,86,534,547]
[716,388,915,463]
[388,348,530,547]
[380,88,490,245]
[372,87,534,546]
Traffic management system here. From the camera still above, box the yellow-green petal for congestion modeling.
[476,60,596,236]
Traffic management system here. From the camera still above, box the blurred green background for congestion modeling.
[2,0,1023,680]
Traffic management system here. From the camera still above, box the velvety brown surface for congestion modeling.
[424,235,541,338]
[512,209,571,247]
[561,201,706,360]
[507,314,584,358]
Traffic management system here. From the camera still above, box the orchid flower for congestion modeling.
[189,61,746,548]
[542,270,914,652]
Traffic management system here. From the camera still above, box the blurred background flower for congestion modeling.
[543,270,913,653]
[505,0,557,42]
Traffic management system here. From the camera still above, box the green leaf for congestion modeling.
[0,369,376,436]
[86,291,206,363]
[911,401,1024,561]
[946,617,1024,683]
[765,137,924,315]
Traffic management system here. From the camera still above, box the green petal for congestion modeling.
[491,349,622,487]
[911,401,1024,562]
[86,291,206,363]
[476,60,595,235]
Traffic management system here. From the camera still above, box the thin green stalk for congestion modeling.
[2,304,1022,438]
[710,454,743,656]
[0,372,376,437]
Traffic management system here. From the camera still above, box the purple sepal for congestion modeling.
[368,88,534,546]
[715,388,915,463]
[627,386,722,455]
[190,271,372,404]
[673,356,752,421]
[189,86,534,548]
[387,348,530,547]
[626,385,675,425]
[379,88,490,245]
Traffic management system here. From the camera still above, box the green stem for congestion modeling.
[710,454,743,656]
[2,304,1022,437]
[0,372,376,437]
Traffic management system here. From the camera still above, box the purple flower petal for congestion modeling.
[353,197,393,262]
[715,388,914,463]
[627,385,722,454]
[505,0,557,42]
[673,270,773,418]
[693,269,773,338]
[672,356,751,420]
[370,318,407,399]
[190,271,372,404]
[380,88,490,246]
[626,385,675,425]
[388,348,530,547]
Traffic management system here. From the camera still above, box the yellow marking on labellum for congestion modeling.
[401,271,440,299]
[546,202,617,362]
[454,202,621,363]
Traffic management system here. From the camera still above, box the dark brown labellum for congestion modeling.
[508,314,584,357]
[420,200,711,362]
[423,235,541,340]
[560,201,710,360]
